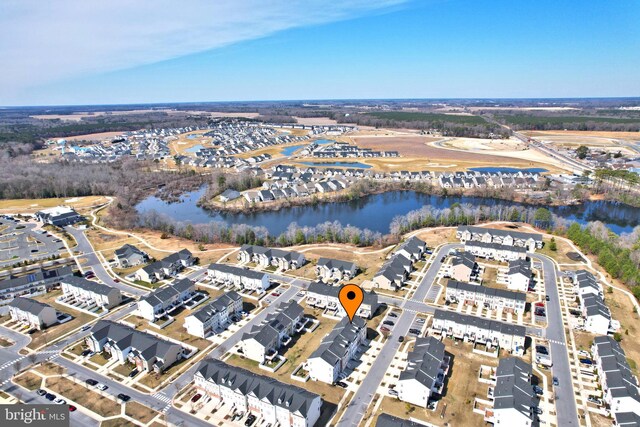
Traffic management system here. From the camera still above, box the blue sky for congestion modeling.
[1,0,639,105]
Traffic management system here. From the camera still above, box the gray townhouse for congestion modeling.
[136,278,196,321]
[114,244,149,268]
[0,265,73,307]
[397,337,450,408]
[134,249,194,283]
[8,297,58,330]
[183,291,242,338]
[237,245,306,270]
[60,276,122,309]
[315,258,358,282]
[306,281,379,319]
[489,357,537,426]
[445,279,527,314]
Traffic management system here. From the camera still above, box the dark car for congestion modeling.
[129,369,139,378]
[85,379,98,386]
[191,393,202,403]
[45,393,56,401]
[81,349,92,356]
[397,336,405,343]
[553,377,559,386]
[409,328,421,335]
[580,358,593,365]
[244,414,257,427]
[533,386,543,396]
[388,312,398,318]
[117,394,131,402]
[383,320,395,326]
[336,381,348,389]
[545,295,550,301]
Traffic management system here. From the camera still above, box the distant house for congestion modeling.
[219,189,241,202]
[8,297,58,330]
[376,414,425,427]
[0,265,74,306]
[445,279,526,314]
[456,226,543,252]
[448,252,476,282]
[465,241,527,262]
[134,249,194,283]
[506,259,532,292]
[207,263,270,293]
[238,245,306,270]
[490,357,537,426]
[372,254,412,291]
[114,244,148,268]
[136,279,196,321]
[306,281,378,318]
[35,206,84,227]
[315,258,358,282]
[394,236,427,261]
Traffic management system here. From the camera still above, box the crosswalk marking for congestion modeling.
[153,392,172,404]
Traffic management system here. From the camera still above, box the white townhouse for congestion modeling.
[239,301,304,363]
[490,357,537,427]
[505,259,532,292]
[306,281,379,319]
[430,309,526,354]
[237,245,306,270]
[136,278,196,321]
[134,249,194,283]
[315,258,358,282]
[397,337,450,408]
[572,269,603,298]
[183,291,242,338]
[194,359,322,427]
[394,236,427,262]
[372,253,413,291]
[60,276,122,309]
[445,279,527,314]
[592,336,640,419]
[306,316,366,384]
[582,294,611,335]
[114,244,148,268]
[465,241,527,262]
[208,263,270,293]
[456,226,543,252]
[8,297,58,330]
[86,320,184,373]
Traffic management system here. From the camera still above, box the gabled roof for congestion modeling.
[307,281,378,307]
[140,279,195,307]
[433,309,526,337]
[9,297,54,315]
[196,359,320,416]
[317,258,357,272]
[309,316,366,366]
[452,252,476,270]
[189,291,241,323]
[241,301,303,346]
[90,320,182,362]
[508,259,531,277]
[457,226,542,242]
[399,337,445,387]
[61,276,119,296]
[447,279,526,302]
[208,263,268,280]
[376,413,424,427]
[114,244,146,260]
[0,265,73,291]
[493,357,535,419]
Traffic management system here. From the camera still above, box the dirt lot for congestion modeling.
[603,287,640,373]
[13,371,42,390]
[100,418,138,427]
[45,376,122,417]
[522,130,640,142]
[411,228,457,248]
[226,309,345,404]
[125,401,159,424]
[372,339,498,427]
[0,196,107,214]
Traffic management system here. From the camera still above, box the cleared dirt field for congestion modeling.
[0,196,107,214]
[523,130,640,141]
[293,116,338,126]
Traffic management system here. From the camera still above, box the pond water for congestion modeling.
[185,144,205,153]
[136,188,640,235]
[280,145,304,156]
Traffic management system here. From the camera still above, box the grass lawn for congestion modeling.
[89,352,111,366]
[373,340,499,427]
[138,356,192,390]
[0,196,107,214]
[539,237,580,265]
[125,401,160,424]
[0,337,13,347]
[13,371,43,390]
[29,290,94,350]
[100,419,137,427]
[45,376,122,417]
[67,342,87,356]
[113,363,136,377]
[603,287,640,374]
[226,311,344,404]
[34,362,66,376]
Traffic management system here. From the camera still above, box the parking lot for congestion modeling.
[0,217,67,268]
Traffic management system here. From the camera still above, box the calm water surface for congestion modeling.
[137,189,640,235]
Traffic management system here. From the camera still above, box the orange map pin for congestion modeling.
[339,284,364,322]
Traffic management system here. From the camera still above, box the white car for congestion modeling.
[96,383,108,391]
[388,389,398,396]
[53,398,67,404]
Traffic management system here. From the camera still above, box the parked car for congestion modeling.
[587,396,603,406]
[96,383,108,391]
[398,336,405,343]
[117,394,131,402]
[383,320,395,326]
[388,312,398,318]
[409,328,421,335]
[579,358,593,365]
[416,318,425,324]
[388,389,398,396]
[533,406,543,415]
[129,369,139,378]
[81,325,91,332]
[45,393,56,401]
[533,386,543,395]
[85,379,98,386]
[553,377,559,386]
[336,381,348,389]
[54,398,67,405]
[545,295,550,301]
[191,393,202,403]
[245,414,257,427]
[536,345,549,355]
[271,292,280,297]
[81,349,92,356]
[36,389,47,396]
[68,405,77,412]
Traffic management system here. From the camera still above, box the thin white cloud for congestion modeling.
[0,0,408,103]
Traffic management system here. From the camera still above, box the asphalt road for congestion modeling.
[532,253,579,426]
